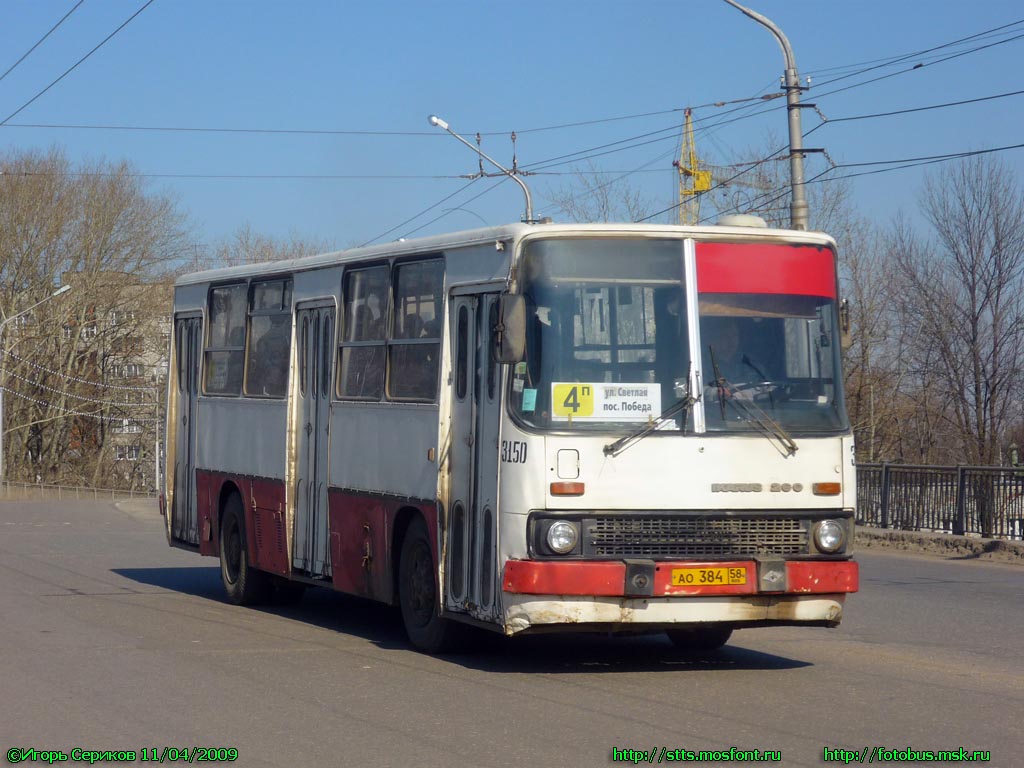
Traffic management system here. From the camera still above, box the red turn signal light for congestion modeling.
[550,481,585,496]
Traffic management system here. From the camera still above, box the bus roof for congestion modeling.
[175,221,838,287]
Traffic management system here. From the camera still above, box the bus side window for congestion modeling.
[245,278,292,398]
[204,283,247,396]
[388,259,444,402]
[338,265,388,400]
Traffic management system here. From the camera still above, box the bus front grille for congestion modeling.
[584,516,807,558]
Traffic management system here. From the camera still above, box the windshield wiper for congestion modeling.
[714,372,798,457]
[603,367,697,457]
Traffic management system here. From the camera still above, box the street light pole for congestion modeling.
[428,114,536,223]
[722,0,810,230]
[0,284,72,486]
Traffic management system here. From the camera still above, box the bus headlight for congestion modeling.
[546,521,579,554]
[813,520,845,553]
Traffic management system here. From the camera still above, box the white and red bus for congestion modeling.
[163,219,858,652]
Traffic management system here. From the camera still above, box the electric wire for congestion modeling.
[803,20,1024,78]
[5,171,475,180]
[1,0,157,126]
[0,0,86,85]
[709,142,1024,223]
[809,18,1024,88]
[815,89,1024,126]
[807,33,1024,106]
[358,176,482,247]
[0,92,784,139]
[399,177,509,240]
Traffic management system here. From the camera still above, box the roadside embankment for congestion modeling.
[856,525,1024,564]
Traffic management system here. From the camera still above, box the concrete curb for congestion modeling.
[856,525,1024,564]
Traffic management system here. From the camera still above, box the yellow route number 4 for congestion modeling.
[552,384,594,418]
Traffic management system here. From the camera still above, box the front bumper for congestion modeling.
[500,558,857,635]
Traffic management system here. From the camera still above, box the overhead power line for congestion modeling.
[0,93,784,139]
[803,18,1024,78]
[0,0,86,85]
[1,0,157,126]
[809,18,1024,88]
[812,89,1024,127]
[710,142,1024,223]
[810,32,1024,103]
[6,170,476,181]
[400,178,509,240]
[358,177,482,247]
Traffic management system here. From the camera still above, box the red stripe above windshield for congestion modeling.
[696,242,836,298]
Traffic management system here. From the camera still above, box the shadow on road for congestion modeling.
[433,631,812,674]
[113,566,225,600]
[113,566,811,673]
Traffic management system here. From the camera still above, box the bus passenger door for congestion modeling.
[294,304,335,579]
[172,315,201,546]
[446,293,501,622]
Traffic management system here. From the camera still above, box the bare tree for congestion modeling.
[0,148,188,488]
[544,162,654,223]
[214,223,333,267]
[897,156,1024,472]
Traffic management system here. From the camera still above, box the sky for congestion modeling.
[0,0,1022,254]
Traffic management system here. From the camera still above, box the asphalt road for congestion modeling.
[1,499,1021,768]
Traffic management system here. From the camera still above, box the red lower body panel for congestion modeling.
[194,470,288,575]
[326,489,437,602]
[503,559,859,597]
[192,471,438,603]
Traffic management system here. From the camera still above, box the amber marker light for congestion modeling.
[812,482,841,496]
[550,482,585,496]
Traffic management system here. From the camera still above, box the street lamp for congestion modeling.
[0,284,73,485]
[428,114,536,223]
[721,0,811,230]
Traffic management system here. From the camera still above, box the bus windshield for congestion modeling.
[696,241,848,434]
[513,237,692,432]
[512,237,849,435]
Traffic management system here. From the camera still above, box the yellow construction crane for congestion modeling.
[673,108,712,226]
[673,107,780,225]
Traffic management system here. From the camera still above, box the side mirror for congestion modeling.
[493,294,525,363]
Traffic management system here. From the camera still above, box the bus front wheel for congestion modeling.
[665,626,733,654]
[219,493,270,606]
[398,517,460,653]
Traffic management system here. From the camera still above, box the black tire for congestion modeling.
[270,576,306,606]
[219,493,270,606]
[665,625,733,655]
[399,517,461,653]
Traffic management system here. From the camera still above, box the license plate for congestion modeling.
[671,566,748,586]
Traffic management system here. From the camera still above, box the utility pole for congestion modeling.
[722,0,810,230]
[0,285,72,486]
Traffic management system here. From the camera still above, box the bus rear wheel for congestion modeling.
[399,517,461,653]
[665,625,733,654]
[219,493,270,606]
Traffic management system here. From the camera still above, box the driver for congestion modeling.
[702,319,769,390]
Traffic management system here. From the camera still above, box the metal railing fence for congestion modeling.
[857,463,1024,540]
[0,481,156,502]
